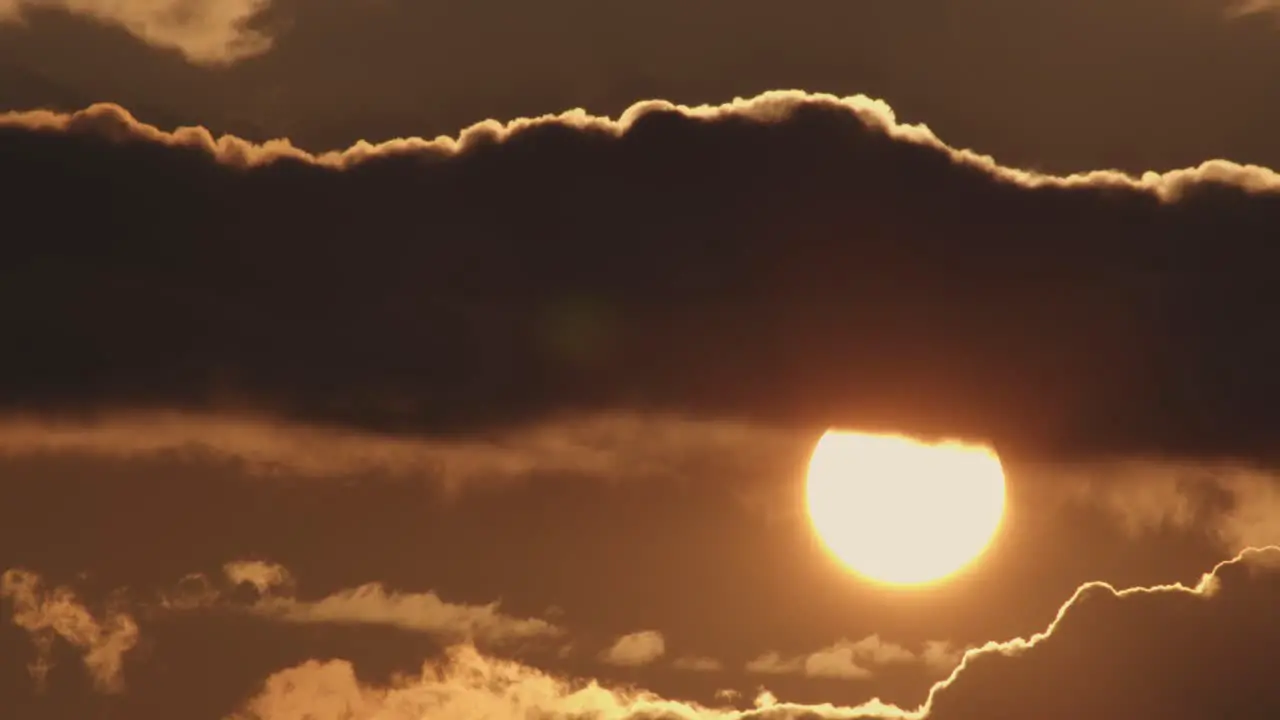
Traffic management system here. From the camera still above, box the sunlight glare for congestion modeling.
[805,431,1006,587]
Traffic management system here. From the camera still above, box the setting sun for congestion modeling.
[805,431,1006,587]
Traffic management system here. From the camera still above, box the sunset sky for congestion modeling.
[3,2,1280,719]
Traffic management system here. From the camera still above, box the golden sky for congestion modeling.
[3,3,1280,719]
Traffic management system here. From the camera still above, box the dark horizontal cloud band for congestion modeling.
[3,92,1280,463]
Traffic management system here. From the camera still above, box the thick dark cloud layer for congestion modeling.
[4,94,1280,462]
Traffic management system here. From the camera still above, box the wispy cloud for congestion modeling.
[0,0,274,65]
[0,568,139,693]
[745,635,943,680]
[0,412,806,493]
[673,655,725,672]
[199,560,565,646]
[1042,459,1280,551]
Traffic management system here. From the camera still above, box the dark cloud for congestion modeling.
[920,546,1280,720]
[2,94,1279,465]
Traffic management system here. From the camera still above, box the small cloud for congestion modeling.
[920,641,965,674]
[744,651,802,675]
[0,569,139,693]
[179,561,561,646]
[1046,460,1280,552]
[753,688,779,709]
[599,630,665,667]
[249,584,562,645]
[746,634,940,680]
[224,560,294,595]
[0,0,276,66]
[672,655,724,672]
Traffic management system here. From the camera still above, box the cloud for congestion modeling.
[224,560,295,595]
[176,560,564,646]
[1042,459,1280,551]
[745,635,932,680]
[0,568,139,693]
[0,0,274,65]
[673,656,725,672]
[917,642,963,675]
[4,557,561,688]
[600,630,666,667]
[2,93,1280,464]
[1227,0,1280,18]
[0,412,806,492]
[227,546,1280,720]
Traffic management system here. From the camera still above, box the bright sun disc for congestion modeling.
[805,431,1006,587]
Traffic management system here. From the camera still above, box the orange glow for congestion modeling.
[805,431,1006,587]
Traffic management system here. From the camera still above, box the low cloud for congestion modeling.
[1,558,561,696]
[1227,0,1280,18]
[1042,460,1280,551]
[600,630,666,667]
[199,560,564,646]
[918,642,964,674]
[673,656,725,672]
[228,546,1280,720]
[0,0,274,65]
[0,568,139,693]
[745,635,935,680]
[0,412,807,493]
[224,560,295,595]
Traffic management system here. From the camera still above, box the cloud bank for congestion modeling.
[225,546,1280,720]
[10,547,1280,719]
[2,92,1279,468]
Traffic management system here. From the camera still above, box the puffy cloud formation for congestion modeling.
[228,546,1280,720]
[0,568,139,693]
[600,630,667,667]
[1,93,1279,466]
[745,635,954,680]
[0,0,273,65]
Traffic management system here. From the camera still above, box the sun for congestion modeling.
[805,430,1007,587]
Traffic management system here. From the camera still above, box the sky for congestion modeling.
[3,2,1280,720]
